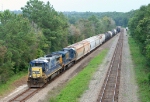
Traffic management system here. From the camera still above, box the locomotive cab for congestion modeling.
[28,56,62,88]
[29,62,46,78]
[28,58,49,87]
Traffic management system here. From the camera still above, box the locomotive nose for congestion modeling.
[32,67,42,78]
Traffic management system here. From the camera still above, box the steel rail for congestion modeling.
[9,88,39,102]
[98,29,123,102]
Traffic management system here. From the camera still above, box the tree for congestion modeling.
[68,24,81,44]
[21,0,68,52]
[128,4,150,61]
[0,10,43,82]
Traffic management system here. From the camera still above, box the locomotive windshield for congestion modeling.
[31,63,43,67]
[30,62,48,72]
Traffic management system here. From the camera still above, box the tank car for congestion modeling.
[107,31,113,37]
[104,32,111,41]
[116,26,121,33]
[112,29,117,35]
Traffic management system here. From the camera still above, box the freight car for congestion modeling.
[27,27,121,87]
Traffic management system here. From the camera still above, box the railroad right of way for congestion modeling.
[97,29,123,102]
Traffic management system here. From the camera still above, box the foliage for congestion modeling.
[129,37,150,102]
[49,50,108,102]
[68,15,116,45]
[21,0,68,52]
[12,10,135,27]
[0,0,69,84]
[128,4,150,60]
[0,72,27,96]
[0,10,43,83]
[148,73,150,84]
[128,4,150,101]
[63,11,135,27]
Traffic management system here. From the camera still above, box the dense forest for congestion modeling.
[63,11,135,27]
[0,0,135,84]
[129,4,150,57]
[128,4,150,79]
[12,9,135,28]
[128,4,150,101]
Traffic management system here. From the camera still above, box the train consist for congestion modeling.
[27,27,121,87]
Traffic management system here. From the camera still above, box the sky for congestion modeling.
[0,0,149,12]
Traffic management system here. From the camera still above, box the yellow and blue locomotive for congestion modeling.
[27,55,62,87]
[27,48,76,87]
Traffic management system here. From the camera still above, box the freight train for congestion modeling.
[27,27,121,87]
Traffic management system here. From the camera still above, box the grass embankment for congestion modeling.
[128,37,150,102]
[49,49,108,102]
[0,72,27,96]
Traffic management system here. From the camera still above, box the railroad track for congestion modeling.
[8,59,80,102]
[97,29,124,102]
[8,74,64,102]
[8,87,41,102]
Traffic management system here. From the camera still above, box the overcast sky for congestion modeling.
[0,0,149,12]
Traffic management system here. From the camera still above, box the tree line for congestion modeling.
[63,11,135,27]
[129,4,150,62]
[128,4,150,81]
[0,0,116,84]
[12,9,135,27]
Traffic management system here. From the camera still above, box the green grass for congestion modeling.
[128,37,150,102]
[0,72,27,96]
[49,49,108,102]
